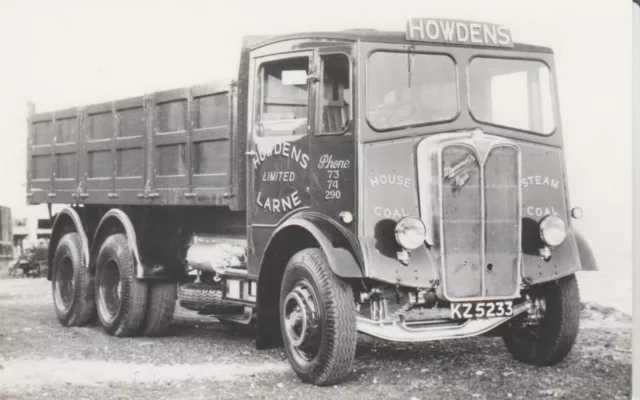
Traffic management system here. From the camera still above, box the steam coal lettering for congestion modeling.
[374,206,410,220]
[521,175,559,189]
[526,205,559,217]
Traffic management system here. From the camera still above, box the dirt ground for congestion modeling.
[0,278,631,400]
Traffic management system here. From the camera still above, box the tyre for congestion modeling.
[141,282,177,336]
[51,232,96,326]
[179,282,240,314]
[95,233,148,337]
[279,248,357,386]
[502,273,580,366]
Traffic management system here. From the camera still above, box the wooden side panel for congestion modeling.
[28,107,81,204]
[190,86,231,198]
[27,81,240,207]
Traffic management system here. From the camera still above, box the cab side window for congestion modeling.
[319,54,351,134]
[257,57,309,137]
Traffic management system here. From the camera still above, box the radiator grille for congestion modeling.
[440,144,520,300]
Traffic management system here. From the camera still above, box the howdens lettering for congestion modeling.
[406,18,513,48]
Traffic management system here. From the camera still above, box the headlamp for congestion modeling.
[395,216,427,250]
[539,215,567,247]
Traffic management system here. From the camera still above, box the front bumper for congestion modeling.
[356,301,529,342]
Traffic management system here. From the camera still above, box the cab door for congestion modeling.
[246,50,317,273]
[309,46,357,230]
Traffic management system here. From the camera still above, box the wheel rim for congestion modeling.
[53,256,74,311]
[283,279,322,362]
[98,259,122,320]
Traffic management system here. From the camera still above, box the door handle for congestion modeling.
[246,150,258,157]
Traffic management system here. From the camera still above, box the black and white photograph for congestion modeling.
[0,0,634,399]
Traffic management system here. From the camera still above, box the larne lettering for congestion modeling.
[256,190,302,213]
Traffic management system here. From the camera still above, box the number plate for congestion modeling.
[450,300,514,320]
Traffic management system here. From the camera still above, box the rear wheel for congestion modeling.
[502,274,580,366]
[95,233,148,337]
[279,248,357,386]
[141,282,177,336]
[51,232,96,326]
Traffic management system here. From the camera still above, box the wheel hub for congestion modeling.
[524,294,547,326]
[283,281,320,354]
[99,259,122,317]
[510,293,548,337]
[54,256,74,310]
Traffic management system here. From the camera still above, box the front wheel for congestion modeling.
[279,248,357,386]
[502,273,580,366]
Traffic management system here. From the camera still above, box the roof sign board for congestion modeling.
[405,18,513,48]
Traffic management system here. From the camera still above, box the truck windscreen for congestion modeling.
[468,57,555,135]
[367,51,458,130]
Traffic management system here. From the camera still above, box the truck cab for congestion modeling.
[33,18,598,386]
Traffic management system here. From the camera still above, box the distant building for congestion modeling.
[12,217,28,250]
[11,205,54,255]
[0,206,13,259]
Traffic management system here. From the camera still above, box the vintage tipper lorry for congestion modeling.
[27,18,598,385]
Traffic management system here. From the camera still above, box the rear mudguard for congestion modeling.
[91,209,145,278]
[47,207,90,280]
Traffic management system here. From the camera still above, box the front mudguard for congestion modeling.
[574,229,598,271]
[268,212,364,278]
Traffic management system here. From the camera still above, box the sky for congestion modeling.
[0,0,632,261]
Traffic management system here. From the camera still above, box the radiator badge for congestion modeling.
[444,154,476,180]
[452,173,470,190]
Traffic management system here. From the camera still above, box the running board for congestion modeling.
[356,302,530,343]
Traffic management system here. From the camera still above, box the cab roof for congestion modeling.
[245,30,553,54]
